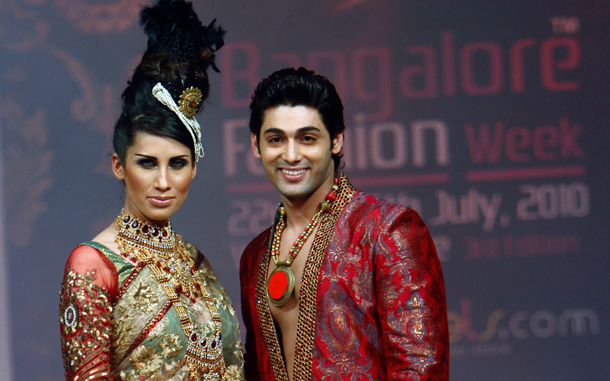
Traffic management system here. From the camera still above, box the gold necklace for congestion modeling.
[114,210,226,378]
[267,180,338,307]
[114,210,202,303]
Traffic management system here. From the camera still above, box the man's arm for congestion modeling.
[374,206,450,379]
[240,230,277,381]
[240,248,261,381]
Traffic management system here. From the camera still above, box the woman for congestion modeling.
[58,1,244,379]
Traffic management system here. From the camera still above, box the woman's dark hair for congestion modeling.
[112,0,225,162]
[249,67,346,170]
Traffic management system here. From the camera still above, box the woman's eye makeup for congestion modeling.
[134,155,190,169]
[137,158,157,168]
[169,158,188,168]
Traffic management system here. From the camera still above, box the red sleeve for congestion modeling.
[240,229,272,381]
[64,245,119,298]
[375,208,450,380]
[59,244,118,380]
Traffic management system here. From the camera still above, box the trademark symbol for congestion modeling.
[550,17,580,34]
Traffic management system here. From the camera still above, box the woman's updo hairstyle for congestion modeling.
[112,0,225,163]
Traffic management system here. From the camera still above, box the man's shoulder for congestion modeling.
[240,226,272,270]
[345,188,425,228]
[247,226,272,247]
[349,189,409,216]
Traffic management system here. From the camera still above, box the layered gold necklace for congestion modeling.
[115,210,202,303]
[267,179,339,307]
[114,210,226,379]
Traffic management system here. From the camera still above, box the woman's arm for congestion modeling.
[59,244,118,380]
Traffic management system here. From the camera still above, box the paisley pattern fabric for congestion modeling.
[240,177,449,380]
[60,241,244,380]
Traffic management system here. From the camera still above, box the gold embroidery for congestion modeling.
[129,345,163,378]
[115,211,227,378]
[120,369,139,381]
[340,260,371,303]
[149,314,169,338]
[63,241,244,380]
[59,268,113,377]
[408,296,426,341]
[223,364,244,380]
[111,301,141,354]
[384,291,435,374]
[132,281,160,312]
[255,175,355,381]
[110,270,170,370]
[318,251,374,375]
[255,235,287,379]
[293,176,355,381]
[160,333,182,358]
[163,360,181,376]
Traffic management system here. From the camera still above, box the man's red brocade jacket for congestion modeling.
[240,181,449,380]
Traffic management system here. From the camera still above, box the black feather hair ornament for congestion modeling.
[113,0,226,164]
[137,0,225,105]
[140,0,225,61]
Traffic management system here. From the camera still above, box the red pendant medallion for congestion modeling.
[267,266,295,306]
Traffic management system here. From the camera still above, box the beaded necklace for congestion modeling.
[114,210,202,302]
[114,210,226,378]
[267,179,338,307]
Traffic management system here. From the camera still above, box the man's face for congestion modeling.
[251,105,343,204]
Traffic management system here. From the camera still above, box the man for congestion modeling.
[240,67,449,380]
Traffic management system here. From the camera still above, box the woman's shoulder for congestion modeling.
[66,223,122,269]
[90,225,120,254]
[66,243,109,271]
[63,242,120,298]
[62,223,123,294]
[183,239,201,258]
[183,240,212,271]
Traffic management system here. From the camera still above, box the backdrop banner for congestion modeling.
[1,1,608,380]
[0,89,14,381]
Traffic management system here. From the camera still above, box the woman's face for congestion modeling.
[112,132,197,225]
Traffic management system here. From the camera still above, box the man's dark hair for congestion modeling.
[249,67,345,170]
